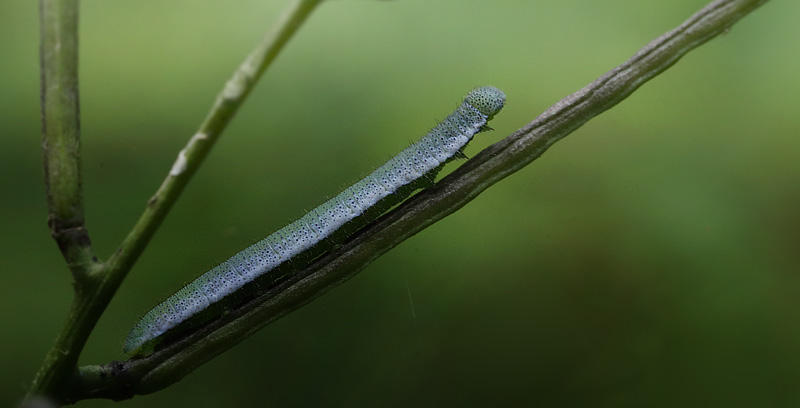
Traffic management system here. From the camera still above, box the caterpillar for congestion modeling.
[124,86,506,356]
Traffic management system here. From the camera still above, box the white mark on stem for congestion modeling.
[169,150,188,176]
[169,133,208,176]
[222,74,247,101]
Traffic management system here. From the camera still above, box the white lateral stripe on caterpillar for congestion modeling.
[124,86,506,354]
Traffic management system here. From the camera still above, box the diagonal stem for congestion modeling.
[72,0,769,402]
[102,0,325,300]
[28,0,324,405]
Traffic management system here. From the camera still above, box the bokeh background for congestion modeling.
[2,0,799,406]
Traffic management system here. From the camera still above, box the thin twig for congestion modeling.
[39,0,98,278]
[72,0,769,402]
[102,0,325,300]
[30,0,101,401]
[27,0,324,404]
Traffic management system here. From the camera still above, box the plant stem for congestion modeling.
[102,0,325,297]
[39,0,97,277]
[28,0,324,404]
[30,0,101,402]
[70,0,769,401]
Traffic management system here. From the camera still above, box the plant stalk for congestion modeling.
[28,0,325,404]
[70,0,769,402]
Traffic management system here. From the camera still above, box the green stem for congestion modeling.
[30,0,101,402]
[28,0,324,404]
[39,0,97,277]
[71,0,769,402]
[102,0,325,290]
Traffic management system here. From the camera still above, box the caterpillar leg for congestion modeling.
[452,151,469,160]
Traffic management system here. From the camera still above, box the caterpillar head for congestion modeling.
[465,86,506,118]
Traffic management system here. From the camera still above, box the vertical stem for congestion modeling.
[32,0,101,402]
[28,0,325,404]
[40,0,97,277]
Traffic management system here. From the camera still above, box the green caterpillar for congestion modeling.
[125,86,506,355]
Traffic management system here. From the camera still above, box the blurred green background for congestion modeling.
[2,0,799,406]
